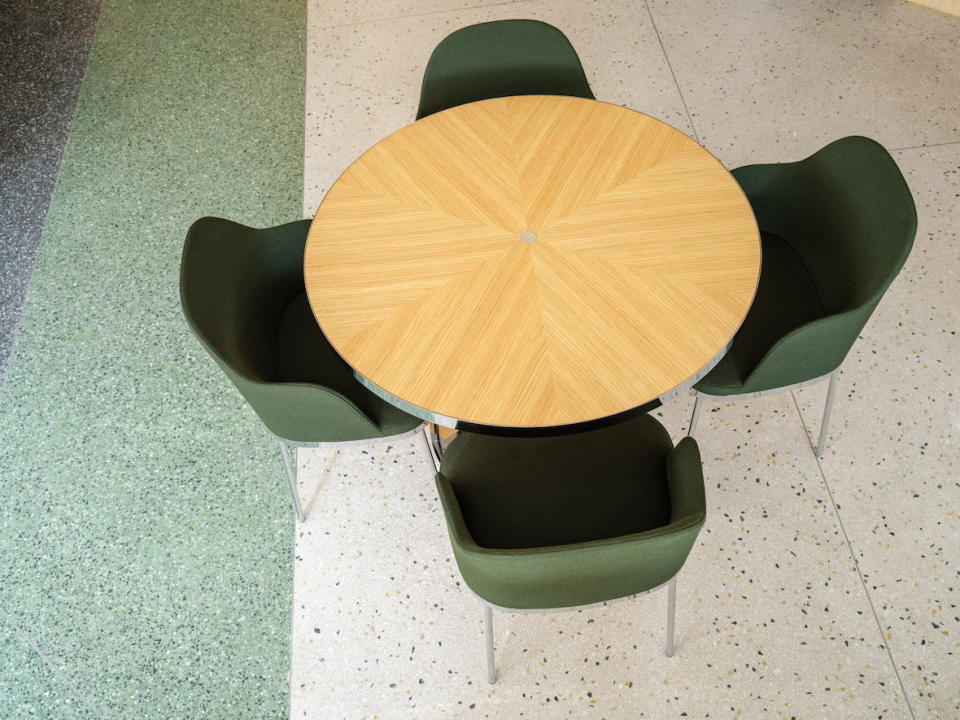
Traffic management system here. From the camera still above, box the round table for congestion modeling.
[305,95,760,432]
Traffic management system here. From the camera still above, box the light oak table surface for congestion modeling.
[305,95,760,431]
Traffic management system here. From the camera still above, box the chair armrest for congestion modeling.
[666,437,706,525]
[435,472,482,552]
[739,301,878,394]
[230,373,384,442]
[436,442,709,609]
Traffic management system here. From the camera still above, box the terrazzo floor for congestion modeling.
[0,0,305,717]
[292,1,959,719]
[0,0,101,385]
[2,1,958,718]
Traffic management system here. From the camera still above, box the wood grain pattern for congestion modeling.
[305,95,760,428]
[905,0,960,17]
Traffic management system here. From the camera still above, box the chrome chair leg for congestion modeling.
[431,423,445,461]
[665,576,677,657]
[422,425,440,472]
[483,604,496,684]
[278,439,305,523]
[688,393,704,437]
[816,372,838,459]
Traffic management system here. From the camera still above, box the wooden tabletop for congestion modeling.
[305,95,760,429]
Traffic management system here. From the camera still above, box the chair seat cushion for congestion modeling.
[274,293,421,435]
[696,231,826,394]
[441,415,674,550]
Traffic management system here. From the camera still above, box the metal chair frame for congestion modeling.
[473,575,680,683]
[687,369,839,458]
[276,424,430,522]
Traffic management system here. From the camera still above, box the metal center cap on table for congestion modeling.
[304,95,760,430]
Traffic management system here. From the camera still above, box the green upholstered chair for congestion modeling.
[435,415,706,682]
[416,19,594,120]
[689,136,916,457]
[180,217,423,522]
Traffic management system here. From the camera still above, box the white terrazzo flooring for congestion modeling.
[293,1,959,717]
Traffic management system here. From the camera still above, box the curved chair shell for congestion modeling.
[695,136,916,397]
[180,217,422,443]
[416,19,594,120]
[435,416,706,610]
[180,217,423,521]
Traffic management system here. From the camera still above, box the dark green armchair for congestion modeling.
[180,217,423,521]
[416,19,594,120]
[435,415,706,682]
[690,136,916,457]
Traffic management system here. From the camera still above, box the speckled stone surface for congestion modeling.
[0,0,304,717]
[310,0,530,29]
[290,408,909,718]
[644,0,960,168]
[0,612,97,719]
[297,1,958,717]
[0,0,101,387]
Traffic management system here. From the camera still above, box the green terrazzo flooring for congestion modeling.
[0,0,304,717]
[0,617,96,719]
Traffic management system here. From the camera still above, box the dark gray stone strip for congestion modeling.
[0,0,102,387]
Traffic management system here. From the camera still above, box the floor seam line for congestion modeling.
[641,0,700,144]
[320,0,529,31]
[789,390,917,719]
[890,140,960,153]
[0,602,106,719]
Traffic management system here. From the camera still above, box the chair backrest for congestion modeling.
[180,217,307,383]
[734,136,916,316]
[416,19,594,120]
[730,137,917,391]
[180,217,393,441]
